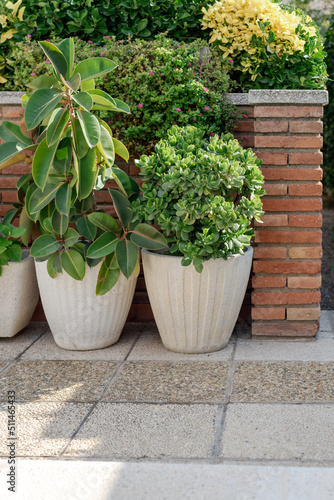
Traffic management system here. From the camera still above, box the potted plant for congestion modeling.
[0,216,39,337]
[0,38,166,350]
[133,125,265,353]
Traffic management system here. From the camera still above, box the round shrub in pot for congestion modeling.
[133,125,265,353]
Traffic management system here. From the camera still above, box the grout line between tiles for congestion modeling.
[0,325,48,375]
[211,337,238,459]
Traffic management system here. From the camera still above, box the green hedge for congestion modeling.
[13,0,208,43]
[5,35,238,157]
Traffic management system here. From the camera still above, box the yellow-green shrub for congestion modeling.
[0,0,25,83]
[202,0,327,89]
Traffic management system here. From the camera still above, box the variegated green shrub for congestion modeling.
[133,125,265,272]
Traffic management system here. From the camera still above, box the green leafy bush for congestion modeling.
[133,125,265,272]
[324,14,334,196]
[5,35,238,156]
[202,0,327,90]
[0,220,25,276]
[13,0,207,44]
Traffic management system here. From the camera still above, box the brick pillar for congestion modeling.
[230,90,328,339]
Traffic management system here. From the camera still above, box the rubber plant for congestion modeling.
[0,38,167,294]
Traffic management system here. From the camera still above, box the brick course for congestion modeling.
[250,99,325,339]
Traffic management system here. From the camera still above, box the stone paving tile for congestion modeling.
[128,327,234,362]
[231,362,334,402]
[0,402,91,457]
[221,403,334,462]
[103,361,229,403]
[22,323,139,361]
[0,323,47,361]
[318,311,334,339]
[0,361,118,402]
[235,337,334,361]
[319,311,334,332]
[64,402,217,459]
[0,362,8,373]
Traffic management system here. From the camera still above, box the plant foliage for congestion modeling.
[133,125,265,272]
[0,218,25,276]
[0,37,167,293]
[202,0,327,90]
[4,35,238,156]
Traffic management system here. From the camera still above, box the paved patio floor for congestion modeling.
[0,312,334,499]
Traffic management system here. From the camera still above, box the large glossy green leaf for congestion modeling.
[108,189,133,228]
[32,138,59,190]
[0,142,26,170]
[28,75,61,90]
[55,182,71,215]
[39,41,68,79]
[61,248,85,280]
[0,121,32,146]
[73,58,117,82]
[19,206,33,246]
[112,98,131,114]
[112,167,132,196]
[51,210,68,236]
[63,227,80,248]
[25,184,39,222]
[97,124,115,168]
[72,92,93,112]
[115,239,139,279]
[130,223,167,250]
[30,234,59,258]
[25,89,63,130]
[81,79,95,91]
[86,232,118,259]
[66,73,81,92]
[96,254,120,295]
[88,89,117,109]
[28,183,60,214]
[76,214,97,240]
[77,148,96,201]
[76,109,100,148]
[39,203,55,233]
[112,138,129,162]
[47,253,58,278]
[87,212,119,234]
[71,118,89,159]
[54,138,72,175]
[46,108,70,147]
[58,38,74,78]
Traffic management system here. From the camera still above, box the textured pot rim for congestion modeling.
[142,246,253,261]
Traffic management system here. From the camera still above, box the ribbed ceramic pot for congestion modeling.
[0,250,39,337]
[35,260,137,350]
[142,247,253,353]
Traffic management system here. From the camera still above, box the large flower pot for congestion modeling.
[142,247,253,353]
[35,260,137,350]
[0,250,39,337]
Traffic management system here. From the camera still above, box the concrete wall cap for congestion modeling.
[227,90,328,105]
[0,91,25,104]
[0,89,328,106]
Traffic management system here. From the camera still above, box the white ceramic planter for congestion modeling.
[0,250,39,337]
[142,247,253,353]
[35,260,137,350]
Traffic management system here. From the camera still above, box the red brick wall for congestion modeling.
[0,93,327,336]
[235,103,323,338]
